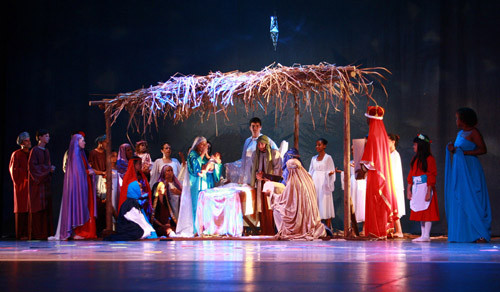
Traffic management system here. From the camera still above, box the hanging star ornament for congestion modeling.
[270,15,279,51]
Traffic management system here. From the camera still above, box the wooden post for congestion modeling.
[89,100,114,235]
[104,105,113,232]
[343,95,351,238]
[294,94,299,150]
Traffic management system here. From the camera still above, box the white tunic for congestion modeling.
[309,153,336,219]
[348,164,366,222]
[390,150,406,217]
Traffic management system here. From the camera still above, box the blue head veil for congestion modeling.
[281,148,302,185]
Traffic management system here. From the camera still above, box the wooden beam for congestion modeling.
[89,100,112,106]
[90,100,114,236]
[294,95,299,150]
[104,106,113,232]
[343,96,351,238]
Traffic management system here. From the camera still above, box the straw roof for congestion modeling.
[106,63,388,133]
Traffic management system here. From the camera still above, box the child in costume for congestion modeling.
[309,138,337,229]
[135,140,152,178]
[407,134,439,242]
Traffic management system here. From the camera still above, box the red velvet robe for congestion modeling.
[89,148,106,235]
[10,149,30,213]
[89,149,106,172]
[28,146,54,239]
[119,158,152,216]
[361,118,399,238]
[9,149,30,239]
[74,152,97,238]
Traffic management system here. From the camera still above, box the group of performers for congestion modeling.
[8,107,491,242]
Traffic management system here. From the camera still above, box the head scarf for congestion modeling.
[119,157,152,213]
[57,134,94,240]
[257,135,272,161]
[273,158,326,240]
[127,181,142,199]
[127,181,149,207]
[360,106,398,236]
[159,164,182,190]
[251,135,274,186]
[17,132,30,146]
[281,148,301,185]
[286,158,302,171]
[116,143,131,175]
[188,136,207,155]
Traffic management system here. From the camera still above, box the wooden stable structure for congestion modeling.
[89,62,388,238]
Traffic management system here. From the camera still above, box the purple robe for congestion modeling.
[54,134,97,240]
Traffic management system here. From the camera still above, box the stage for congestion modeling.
[1,238,499,291]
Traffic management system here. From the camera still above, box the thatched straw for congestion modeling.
[106,62,389,133]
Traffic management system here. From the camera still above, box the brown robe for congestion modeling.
[88,149,106,172]
[89,148,107,235]
[28,146,54,239]
[251,148,282,235]
[9,149,30,239]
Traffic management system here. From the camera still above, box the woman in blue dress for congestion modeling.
[445,107,491,242]
[175,136,222,236]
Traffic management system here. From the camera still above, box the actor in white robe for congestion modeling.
[341,162,366,223]
[150,158,181,186]
[149,143,182,186]
[390,150,405,218]
[309,153,336,219]
[351,138,367,223]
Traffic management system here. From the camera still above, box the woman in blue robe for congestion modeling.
[176,136,222,236]
[445,107,491,242]
[280,148,301,185]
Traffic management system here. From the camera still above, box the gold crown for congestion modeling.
[365,106,385,119]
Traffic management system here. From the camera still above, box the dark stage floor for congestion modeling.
[1,238,499,291]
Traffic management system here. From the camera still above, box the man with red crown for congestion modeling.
[358,106,399,238]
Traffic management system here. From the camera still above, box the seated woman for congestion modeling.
[150,142,182,186]
[105,181,157,241]
[119,156,152,220]
[151,165,182,237]
[266,158,326,240]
